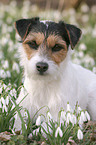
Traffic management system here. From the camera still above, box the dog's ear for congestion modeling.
[65,23,82,49]
[59,21,82,49]
[14,17,39,40]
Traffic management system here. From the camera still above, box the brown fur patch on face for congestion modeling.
[47,34,68,64]
[23,32,45,59]
[24,32,45,45]
[22,43,37,60]
[51,49,68,64]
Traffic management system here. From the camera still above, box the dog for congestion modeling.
[14,17,96,130]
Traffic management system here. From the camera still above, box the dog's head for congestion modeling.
[15,17,82,80]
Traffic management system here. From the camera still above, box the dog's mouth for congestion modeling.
[37,71,48,76]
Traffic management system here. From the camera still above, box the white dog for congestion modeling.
[14,17,96,130]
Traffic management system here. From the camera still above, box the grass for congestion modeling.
[0,1,96,144]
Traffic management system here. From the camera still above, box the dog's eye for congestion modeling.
[27,41,38,50]
[52,44,64,52]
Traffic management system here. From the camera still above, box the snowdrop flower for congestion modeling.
[67,102,72,112]
[55,127,63,138]
[78,51,84,58]
[66,112,72,124]
[1,37,8,45]
[28,133,32,139]
[3,105,8,112]
[85,111,90,121]
[81,14,89,23]
[77,129,83,140]
[83,55,95,66]
[1,97,7,112]
[1,97,6,106]
[69,8,76,16]
[0,69,6,78]
[60,111,66,125]
[10,89,17,98]
[81,112,87,122]
[79,43,87,51]
[36,116,41,126]
[77,105,82,114]
[47,112,52,121]
[61,111,66,121]
[6,71,11,78]
[3,60,9,69]
[33,128,40,136]
[71,114,77,126]
[81,4,89,13]
[79,111,87,126]
[79,115,84,126]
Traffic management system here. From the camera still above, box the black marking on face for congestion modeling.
[15,17,82,50]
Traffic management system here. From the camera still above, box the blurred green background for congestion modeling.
[0,0,96,89]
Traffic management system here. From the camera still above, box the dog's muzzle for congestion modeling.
[36,62,49,75]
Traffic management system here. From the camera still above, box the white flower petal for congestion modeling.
[60,111,66,125]
[36,116,41,126]
[71,114,77,126]
[78,106,82,114]
[85,111,90,121]
[66,113,72,124]
[67,102,72,112]
[81,112,87,122]
[1,97,6,106]
[55,127,63,138]
[47,112,52,121]
[77,129,83,140]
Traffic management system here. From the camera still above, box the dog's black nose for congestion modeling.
[36,62,48,74]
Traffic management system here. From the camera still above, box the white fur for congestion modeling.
[40,20,52,28]
[14,45,96,130]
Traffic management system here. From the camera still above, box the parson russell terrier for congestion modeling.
[14,17,96,130]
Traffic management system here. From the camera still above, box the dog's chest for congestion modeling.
[24,79,61,107]
[19,79,64,119]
